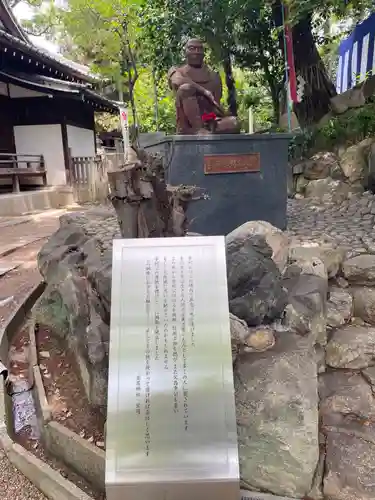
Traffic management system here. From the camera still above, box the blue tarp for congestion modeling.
[337,12,375,93]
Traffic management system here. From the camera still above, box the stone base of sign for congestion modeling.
[28,320,106,492]
[144,134,292,235]
[240,490,295,500]
[107,481,239,500]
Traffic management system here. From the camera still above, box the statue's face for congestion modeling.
[185,40,204,67]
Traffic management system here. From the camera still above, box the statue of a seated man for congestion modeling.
[168,39,240,135]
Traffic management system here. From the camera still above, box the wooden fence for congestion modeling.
[0,153,46,192]
[70,153,126,203]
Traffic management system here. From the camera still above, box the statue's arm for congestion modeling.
[168,67,212,99]
[214,72,223,103]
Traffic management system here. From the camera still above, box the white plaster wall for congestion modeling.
[9,84,48,98]
[0,82,8,96]
[14,124,66,186]
[67,125,95,157]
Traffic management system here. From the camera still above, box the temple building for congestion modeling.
[0,0,117,193]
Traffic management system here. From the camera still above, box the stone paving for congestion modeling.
[287,192,375,257]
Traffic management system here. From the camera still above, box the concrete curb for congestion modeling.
[45,421,105,492]
[0,282,94,500]
[29,319,105,491]
[28,320,52,423]
[0,281,45,362]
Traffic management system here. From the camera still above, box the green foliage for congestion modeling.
[289,101,375,161]
[132,69,176,133]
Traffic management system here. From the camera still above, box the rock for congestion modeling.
[320,371,375,500]
[289,239,345,278]
[37,212,117,410]
[282,261,328,345]
[305,177,352,204]
[235,333,319,498]
[342,254,375,285]
[230,313,249,362]
[334,277,349,289]
[353,287,375,324]
[326,325,375,369]
[226,234,288,326]
[324,432,375,500]
[362,366,375,390]
[243,326,275,353]
[295,175,309,194]
[226,220,289,272]
[331,86,366,115]
[339,139,373,184]
[303,152,341,181]
[327,288,353,328]
[39,351,50,359]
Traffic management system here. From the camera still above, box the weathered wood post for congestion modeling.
[108,148,196,238]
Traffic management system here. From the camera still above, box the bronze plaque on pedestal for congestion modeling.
[107,237,239,500]
[204,153,260,175]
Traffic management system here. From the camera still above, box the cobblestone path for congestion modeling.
[287,192,375,258]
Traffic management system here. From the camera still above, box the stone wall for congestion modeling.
[291,138,375,202]
[37,209,375,499]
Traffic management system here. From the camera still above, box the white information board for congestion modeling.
[106,237,239,500]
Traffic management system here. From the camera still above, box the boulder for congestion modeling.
[339,138,373,184]
[230,313,249,362]
[324,432,375,500]
[362,366,375,390]
[327,288,353,328]
[342,254,375,285]
[331,86,365,115]
[282,261,328,345]
[320,371,375,500]
[305,177,352,204]
[295,175,309,194]
[235,333,319,498]
[226,234,288,326]
[37,211,119,409]
[303,152,341,181]
[289,239,345,279]
[326,325,375,369]
[353,287,375,324]
[226,220,289,272]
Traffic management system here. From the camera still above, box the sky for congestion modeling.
[13,1,59,54]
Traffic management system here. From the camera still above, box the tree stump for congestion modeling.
[108,148,197,238]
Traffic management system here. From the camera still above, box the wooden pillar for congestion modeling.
[12,173,20,193]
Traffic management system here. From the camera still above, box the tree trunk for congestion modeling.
[292,15,337,127]
[273,2,336,127]
[108,148,197,238]
[222,53,238,116]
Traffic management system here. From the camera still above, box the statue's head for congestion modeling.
[185,38,204,68]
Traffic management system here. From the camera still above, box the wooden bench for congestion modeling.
[0,154,46,192]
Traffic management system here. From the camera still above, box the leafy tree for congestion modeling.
[232,0,284,122]
[24,0,142,123]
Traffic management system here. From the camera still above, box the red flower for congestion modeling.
[202,112,217,122]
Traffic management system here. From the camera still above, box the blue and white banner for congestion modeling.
[337,12,375,94]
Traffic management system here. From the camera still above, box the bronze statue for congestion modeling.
[168,39,239,135]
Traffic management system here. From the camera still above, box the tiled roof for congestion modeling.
[0,27,95,82]
[0,69,118,112]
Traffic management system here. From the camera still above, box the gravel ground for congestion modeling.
[0,449,46,500]
[287,192,375,257]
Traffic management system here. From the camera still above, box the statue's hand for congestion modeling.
[204,90,215,102]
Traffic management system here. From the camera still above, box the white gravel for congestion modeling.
[0,449,46,499]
